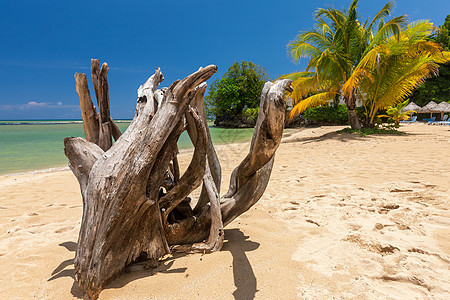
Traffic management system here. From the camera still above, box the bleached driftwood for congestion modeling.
[65,60,291,299]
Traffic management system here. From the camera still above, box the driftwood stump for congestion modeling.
[64,59,291,299]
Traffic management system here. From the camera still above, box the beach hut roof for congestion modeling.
[421,101,439,112]
[402,102,422,113]
[434,101,450,112]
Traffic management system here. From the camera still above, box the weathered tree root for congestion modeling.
[65,60,291,299]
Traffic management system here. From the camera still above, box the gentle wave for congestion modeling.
[0,165,70,177]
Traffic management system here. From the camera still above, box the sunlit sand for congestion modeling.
[0,123,448,299]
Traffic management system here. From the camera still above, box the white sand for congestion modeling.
[0,123,449,299]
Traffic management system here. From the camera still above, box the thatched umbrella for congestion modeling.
[402,102,422,114]
[421,101,439,117]
[434,101,450,120]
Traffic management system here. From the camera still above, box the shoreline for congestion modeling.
[1,124,286,177]
[0,122,256,176]
[0,166,70,178]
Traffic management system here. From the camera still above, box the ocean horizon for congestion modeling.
[0,119,132,125]
[0,119,255,175]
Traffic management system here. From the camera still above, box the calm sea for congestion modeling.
[0,120,255,175]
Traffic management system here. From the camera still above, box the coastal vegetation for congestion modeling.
[283,0,450,129]
[205,61,269,127]
[409,15,450,106]
[342,20,450,127]
[303,104,348,125]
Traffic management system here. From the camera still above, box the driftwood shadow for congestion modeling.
[106,255,188,290]
[51,230,259,299]
[223,228,260,300]
[49,242,188,299]
[48,241,84,299]
[107,228,260,300]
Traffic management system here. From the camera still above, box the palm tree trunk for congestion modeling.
[363,108,375,128]
[344,89,362,130]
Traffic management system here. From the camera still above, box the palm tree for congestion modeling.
[283,0,405,129]
[343,20,450,126]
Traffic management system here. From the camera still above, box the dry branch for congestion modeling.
[165,79,291,246]
[159,107,208,221]
[74,73,99,144]
[65,61,290,299]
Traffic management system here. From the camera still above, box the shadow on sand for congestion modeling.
[222,228,260,300]
[282,127,419,145]
[48,241,84,299]
[50,228,259,299]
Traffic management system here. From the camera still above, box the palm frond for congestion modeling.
[368,15,407,48]
[342,67,373,97]
[370,56,443,109]
[278,72,315,81]
[407,41,444,58]
[355,45,390,72]
[289,91,337,118]
[315,17,333,37]
[287,40,323,62]
[305,57,320,71]
[297,30,332,49]
[315,7,345,31]
[314,49,348,81]
[404,20,433,43]
[289,76,321,102]
[366,1,394,32]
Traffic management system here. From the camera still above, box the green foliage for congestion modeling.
[431,14,450,50]
[408,63,450,106]
[410,15,450,106]
[283,3,450,129]
[303,104,348,125]
[205,61,269,127]
[283,0,407,129]
[338,125,404,136]
[355,106,367,125]
[377,99,416,125]
[347,20,450,126]
[242,107,259,123]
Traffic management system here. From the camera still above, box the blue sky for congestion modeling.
[0,0,448,120]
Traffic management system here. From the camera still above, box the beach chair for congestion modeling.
[432,115,449,125]
[423,117,436,124]
[400,115,417,123]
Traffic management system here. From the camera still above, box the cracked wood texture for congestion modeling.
[64,60,291,299]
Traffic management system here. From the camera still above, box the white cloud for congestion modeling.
[23,101,48,108]
[57,101,63,106]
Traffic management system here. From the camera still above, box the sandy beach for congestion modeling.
[0,123,449,299]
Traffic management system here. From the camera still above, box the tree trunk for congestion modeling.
[363,107,375,128]
[345,88,362,130]
[65,61,291,299]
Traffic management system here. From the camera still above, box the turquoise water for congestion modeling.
[0,120,255,175]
